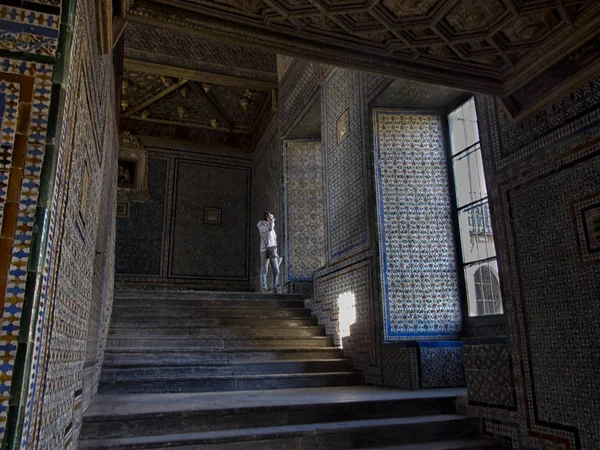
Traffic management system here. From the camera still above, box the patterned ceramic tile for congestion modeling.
[284,140,326,281]
[324,69,369,261]
[0,6,60,57]
[475,76,600,449]
[419,342,466,388]
[373,109,461,341]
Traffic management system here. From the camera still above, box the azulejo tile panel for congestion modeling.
[475,75,600,449]
[463,341,516,410]
[324,69,368,261]
[372,109,461,341]
[284,140,326,281]
[0,6,60,57]
[419,342,465,389]
[0,57,52,441]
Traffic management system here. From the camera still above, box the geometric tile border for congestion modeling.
[0,58,53,441]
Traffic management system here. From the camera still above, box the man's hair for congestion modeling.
[264,211,271,220]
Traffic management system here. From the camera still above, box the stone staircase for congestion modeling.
[78,290,506,449]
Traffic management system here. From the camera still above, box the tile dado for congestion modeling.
[0,6,60,57]
[0,58,53,437]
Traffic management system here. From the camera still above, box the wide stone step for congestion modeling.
[103,348,345,365]
[111,307,312,319]
[108,326,325,340]
[80,388,461,440]
[98,372,362,394]
[114,290,304,302]
[78,414,478,449]
[101,359,352,381]
[110,316,317,328]
[113,298,305,309]
[358,439,507,449]
[106,336,334,351]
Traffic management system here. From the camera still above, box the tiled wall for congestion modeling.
[115,147,251,289]
[283,139,326,282]
[471,78,600,449]
[323,69,369,262]
[372,109,461,342]
[0,0,119,447]
[250,118,282,290]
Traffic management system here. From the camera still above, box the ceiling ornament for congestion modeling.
[120,68,273,134]
[127,0,600,120]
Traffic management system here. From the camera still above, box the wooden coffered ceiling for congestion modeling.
[120,64,273,135]
[125,0,600,120]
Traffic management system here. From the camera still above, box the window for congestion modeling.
[448,98,503,317]
[337,291,356,346]
[474,266,502,316]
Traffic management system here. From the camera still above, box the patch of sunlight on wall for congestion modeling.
[338,291,356,348]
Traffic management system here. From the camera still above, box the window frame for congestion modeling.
[442,95,505,328]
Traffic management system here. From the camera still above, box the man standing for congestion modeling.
[257,211,280,293]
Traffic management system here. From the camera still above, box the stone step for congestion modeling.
[106,336,334,351]
[114,290,304,302]
[359,439,507,449]
[110,316,318,328]
[111,307,312,319]
[103,348,345,365]
[98,372,362,395]
[80,388,461,440]
[108,326,326,340]
[78,414,478,449]
[101,359,352,381]
[113,298,305,309]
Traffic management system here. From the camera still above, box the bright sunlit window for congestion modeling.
[448,98,503,318]
[337,292,356,346]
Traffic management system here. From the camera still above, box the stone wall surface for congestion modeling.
[115,147,251,289]
[471,77,600,449]
[0,0,119,447]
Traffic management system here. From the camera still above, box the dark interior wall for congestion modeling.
[115,147,252,290]
[470,77,600,449]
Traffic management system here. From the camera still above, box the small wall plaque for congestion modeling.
[116,201,130,218]
[117,131,150,202]
[583,205,600,252]
[204,207,222,225]
[337,109,349,144]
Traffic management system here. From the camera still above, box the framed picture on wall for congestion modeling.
[204,207,222,225]
[116,200,130,218]
[337,109,349,144]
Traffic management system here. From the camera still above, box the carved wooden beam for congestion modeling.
[97,0,112,55]
[123,79,189,118]
[113,17,127,49]
[124,59,277,90]
[188,82,234,131]
[126,115,250,135]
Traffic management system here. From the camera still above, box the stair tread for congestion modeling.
[84,387,466,419]
[103,358,350,368]
[102,371,358,381]
[105,347,342,353]
[359,438,502,449]
[79,414,470,447]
